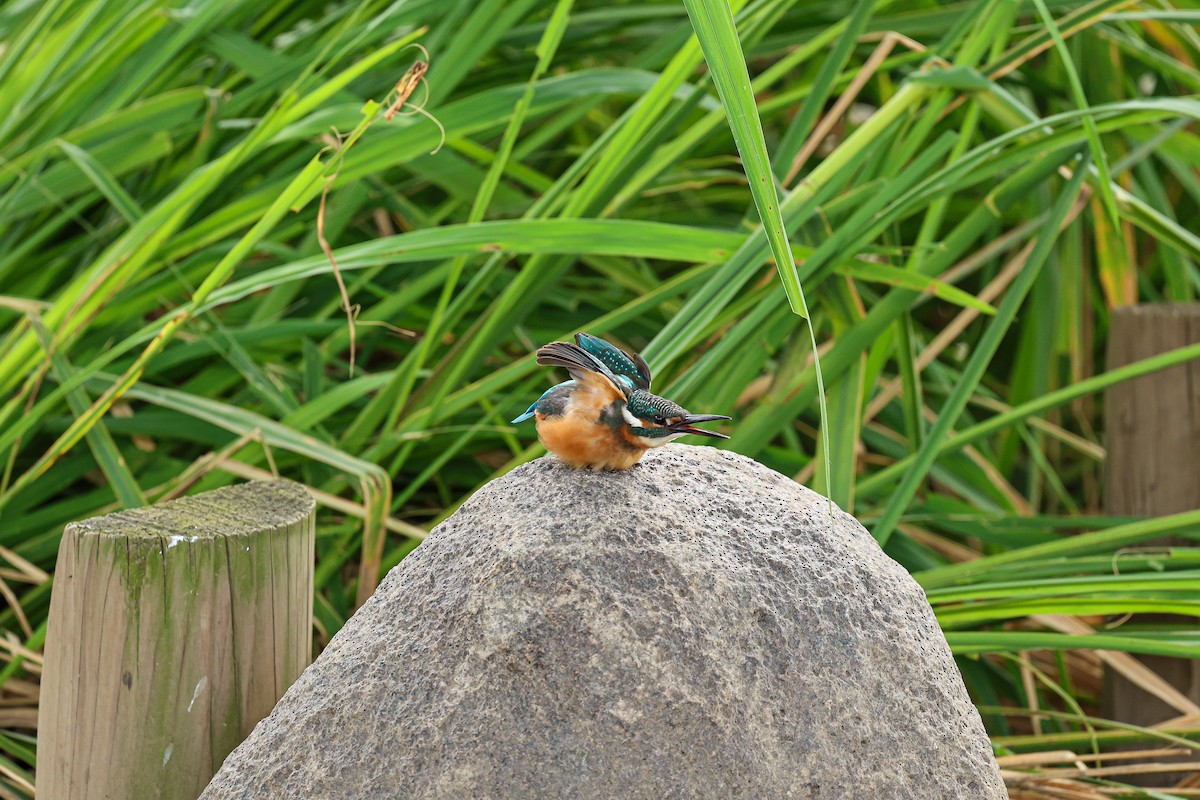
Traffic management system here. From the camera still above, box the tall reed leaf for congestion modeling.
[681,0,830,498]
[680,0,804,315]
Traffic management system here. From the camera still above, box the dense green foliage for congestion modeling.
[2,0,1200,794]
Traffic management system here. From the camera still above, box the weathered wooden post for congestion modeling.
[37,480,315,800]
[1104,305,1200,775]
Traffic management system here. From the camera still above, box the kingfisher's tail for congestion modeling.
[511,403,537,424]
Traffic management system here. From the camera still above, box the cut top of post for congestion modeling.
[68,479,315,540]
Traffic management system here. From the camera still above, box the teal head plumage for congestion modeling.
[512,333,730,470]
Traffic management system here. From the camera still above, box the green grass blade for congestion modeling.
[772,0,876,180]
[859,339,1200,497]
[28,316,145,509]
[1031,0,1121,229]
[871,157,1091,545]
[0,154,325,514]
[681,0,804,314]
[916,507,1200,590]
[54,139,144,223]
[946,631,1200,660]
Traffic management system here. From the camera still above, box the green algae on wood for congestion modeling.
[37,480,316,800]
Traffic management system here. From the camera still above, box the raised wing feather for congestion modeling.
[536,341,629,399]
[574,333,652,391]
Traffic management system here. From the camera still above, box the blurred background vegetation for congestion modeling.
[2,0,1200,796]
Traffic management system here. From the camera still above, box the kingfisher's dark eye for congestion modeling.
[653,415,667,426]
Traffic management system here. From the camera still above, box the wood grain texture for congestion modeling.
[1106,305,1200,517]
[1103,304,1200,780]
[37,480,315,800]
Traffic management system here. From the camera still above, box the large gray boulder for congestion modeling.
[202,445,1006,799]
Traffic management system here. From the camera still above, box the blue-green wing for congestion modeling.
[574,333,651,391]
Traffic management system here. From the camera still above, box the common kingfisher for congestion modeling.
[512,333,731,470]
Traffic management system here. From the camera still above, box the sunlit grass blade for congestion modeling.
[681,0,804,314]
[946,631,1200,660]
[812,282,866,511]
[916,507,1200,590]
[28,316,145,509]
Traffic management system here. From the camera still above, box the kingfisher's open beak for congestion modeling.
[671,413,731,440]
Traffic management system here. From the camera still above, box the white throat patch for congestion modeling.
[638,432,686,448]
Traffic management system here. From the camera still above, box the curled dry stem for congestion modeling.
[382,45,444,153]
[316,144,360,378]
[318,44,445,377]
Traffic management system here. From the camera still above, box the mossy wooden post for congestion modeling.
[1104,305,1200,782]
[37,480,316,800]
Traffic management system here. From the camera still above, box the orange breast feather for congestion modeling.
[535,375,647,470]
